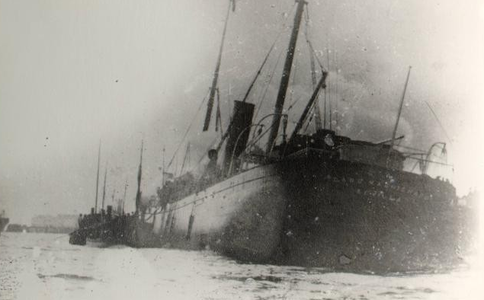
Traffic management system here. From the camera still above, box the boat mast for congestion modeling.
[202,1,233,131]
[266,0,307,153]
[101,162,108,211]
[111,188,115,207]
[390,66,412,152]
[122,179,127,213]
[290,71,328,142]
[94,141,101,213]
[135,140,144,215]
[161,147,165,186]
[305,10,323,131]
[181,142,191,174]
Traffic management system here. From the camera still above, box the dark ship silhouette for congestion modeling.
[0,210,9,234]
[71,0,475,273]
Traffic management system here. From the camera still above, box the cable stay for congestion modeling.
[289,71,329,143]
[304,5,323,131]
[180,143,191,174]
[253,49,285,122]
[212,8,295,153]
[425,100,453,146]
[166,88,211,171]
[203,1,234,131]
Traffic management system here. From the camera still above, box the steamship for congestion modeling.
[134,1,472,272]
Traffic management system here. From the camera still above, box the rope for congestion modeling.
[167,89,210,170]
[425,100,453,146]
[252,3,298,121]
[253,49,285,121]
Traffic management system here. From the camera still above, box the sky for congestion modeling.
[1,0,483,224]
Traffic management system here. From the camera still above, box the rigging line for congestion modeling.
[304,8,324,132]
[393,144,426,152]
[245,122,277,154]
[253,48,285,122]
[247,93,304,152]
[180,143,190,175]
[323,76,327,129]
[216,27,288,154]
[215,88,223,137]
[303,4,325,72]
[213,50,280,154]
[167,89,211,170]
[307,40,326,72]
[390,66,412,152]
[303,111,314,133]
[286,96,303,111]
[302,84,324,133]
[286,9,302,112]
[300,81,324,133]
[290,73,327,141]
[335,49,339,132]
[241,16,288,104]
[252,2,297,121]
[404,156,454,167]
[424,100,453,145]
[327,48,332,130]
[212,3,298,155]
[287,54,298,113]
[203,1,232,131]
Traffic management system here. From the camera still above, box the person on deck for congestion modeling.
[203,149,220,184]
[78,214,83,228]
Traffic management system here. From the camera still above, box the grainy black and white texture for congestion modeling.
[0,0,483,299]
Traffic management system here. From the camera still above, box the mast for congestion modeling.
[135,140,144,215]
[266,0,307,153]
[180,143,191,174]
[122,179,127,213]
[202,1,233,131]
[290,72,328,142]
[390,66,412,152]
[101,163,108,211]
[161,147,165,186]
[309,47,323,130]
[305,10,323,130]
[94,141,101,213]
[111,188,115,205]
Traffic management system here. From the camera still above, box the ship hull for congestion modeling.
[155,165,287,262]
[151,149,466,272]
[275,149,463,272]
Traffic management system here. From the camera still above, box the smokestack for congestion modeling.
[223,100,255,175]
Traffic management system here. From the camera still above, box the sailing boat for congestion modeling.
[133,1,473,272]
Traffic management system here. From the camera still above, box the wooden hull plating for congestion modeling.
[151,149,469,272]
